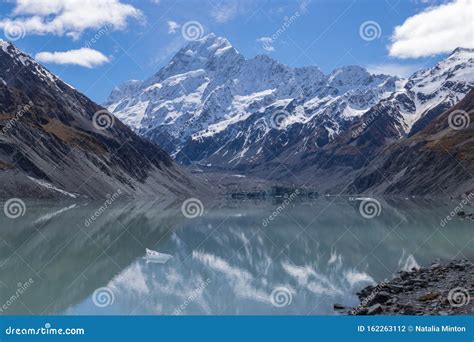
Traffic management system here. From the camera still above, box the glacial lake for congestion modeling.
[0,196,472,315]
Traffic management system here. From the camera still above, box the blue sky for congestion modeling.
[0,0,472,103]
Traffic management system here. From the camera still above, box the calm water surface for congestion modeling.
[0,197,472,315]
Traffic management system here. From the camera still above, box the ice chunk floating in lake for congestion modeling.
[144,248,173,264]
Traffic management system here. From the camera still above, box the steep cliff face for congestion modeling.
[0,40,206,199]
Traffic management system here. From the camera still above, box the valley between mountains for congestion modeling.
[0,34,472,199]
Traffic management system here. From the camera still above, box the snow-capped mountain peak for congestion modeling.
[106,37,472,170]
[328,65,370,86]
[385,47,474,135]
[150,33,243,83]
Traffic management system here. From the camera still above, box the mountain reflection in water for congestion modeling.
[0,197,472,315]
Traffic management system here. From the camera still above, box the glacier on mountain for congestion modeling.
[106,34,473,169]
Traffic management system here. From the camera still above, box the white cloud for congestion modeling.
[211,2,239,23]
[209,0,259,23]
[366,63,422,77]
[389,0,474,58]
[35,48,110,68]
[0,0,142,40]
[257,37,275,52]
[167,20,180,34]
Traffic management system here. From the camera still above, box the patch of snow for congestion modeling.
[215,45,232,56]
[28,176,77,198]
[164,69,206,87]
[194,89,276,138]
[342,106,367,118]
[113,100,149,130]
[33,204,77,224]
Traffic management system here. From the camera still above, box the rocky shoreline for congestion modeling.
[337,260,473,315]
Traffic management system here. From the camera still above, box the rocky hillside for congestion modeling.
[248,48,474,194]
[349,90,474,196]
[0,40,206,199]
[350,260,473,315]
